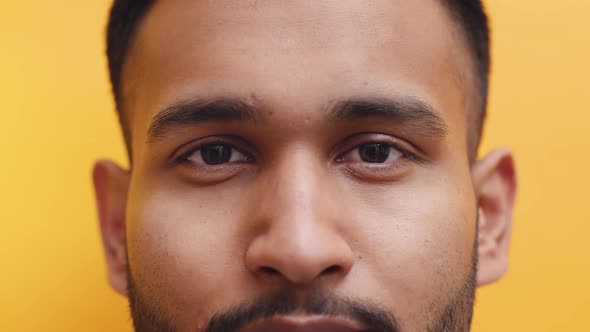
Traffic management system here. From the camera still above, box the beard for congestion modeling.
[126,233,477,332]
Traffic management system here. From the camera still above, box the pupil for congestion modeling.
[200,144,232,165]
[359,143,390,163]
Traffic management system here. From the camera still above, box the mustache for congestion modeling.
[205,290,400,332]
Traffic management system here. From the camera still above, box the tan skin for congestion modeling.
[93,0,516,331]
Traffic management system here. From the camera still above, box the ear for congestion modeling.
[92,159,130,296]
[472,148,517,286]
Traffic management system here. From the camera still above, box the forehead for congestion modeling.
[123,0,471,153]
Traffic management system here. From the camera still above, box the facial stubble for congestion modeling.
[125,225,477,332]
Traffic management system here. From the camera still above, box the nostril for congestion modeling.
[260,266,280,276]
[323,265,341,275]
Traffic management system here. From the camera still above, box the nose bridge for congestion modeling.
[245,145,354,284]
[268,146,320,223]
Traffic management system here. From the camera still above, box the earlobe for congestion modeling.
[472,149,517,286]
[92,159,131,296]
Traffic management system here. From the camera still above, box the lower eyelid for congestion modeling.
[338,160,412,181]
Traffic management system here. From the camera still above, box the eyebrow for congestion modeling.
[146,96,448,143]
[147,98,260,142]
[327,97,448,138]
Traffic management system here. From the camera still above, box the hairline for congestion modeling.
[108,0,488,163]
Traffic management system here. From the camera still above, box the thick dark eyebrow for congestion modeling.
[327,97,448,138]
[147,98,260,142]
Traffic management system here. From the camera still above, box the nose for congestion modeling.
[246,220,355,285]
[245,148,355,285]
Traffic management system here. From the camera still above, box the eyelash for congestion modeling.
[173,139,420,166]
[337,142,418,163]
[173,141,254,165]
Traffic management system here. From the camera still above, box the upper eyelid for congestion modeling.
[171,133,422,164]
[337,142,410,161]
[179,143,251,162]
[360,134,426,158]
[332,133,417,158]
[170,136,256,162]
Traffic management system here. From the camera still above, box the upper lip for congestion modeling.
[239,314,368,332]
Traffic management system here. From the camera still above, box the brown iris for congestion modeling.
[200,144,233,165]
[358,143,390,163]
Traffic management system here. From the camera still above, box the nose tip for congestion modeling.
[245,226,355,285]
[244,148,354,285]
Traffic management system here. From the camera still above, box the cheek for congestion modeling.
[125,182,250,330]
[349,172,476,325]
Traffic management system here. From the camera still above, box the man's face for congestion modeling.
[94,0,517,331]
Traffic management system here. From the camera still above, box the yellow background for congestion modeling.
[1,1,589,331]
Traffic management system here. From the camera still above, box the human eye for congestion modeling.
[335,134,421,181]
[172,137,255,183]
[181,143,251,166]
[339,142,406,164]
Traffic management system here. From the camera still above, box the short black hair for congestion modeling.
[440,0,491,158]
[106,0,155,157]
[106,0,490,160]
